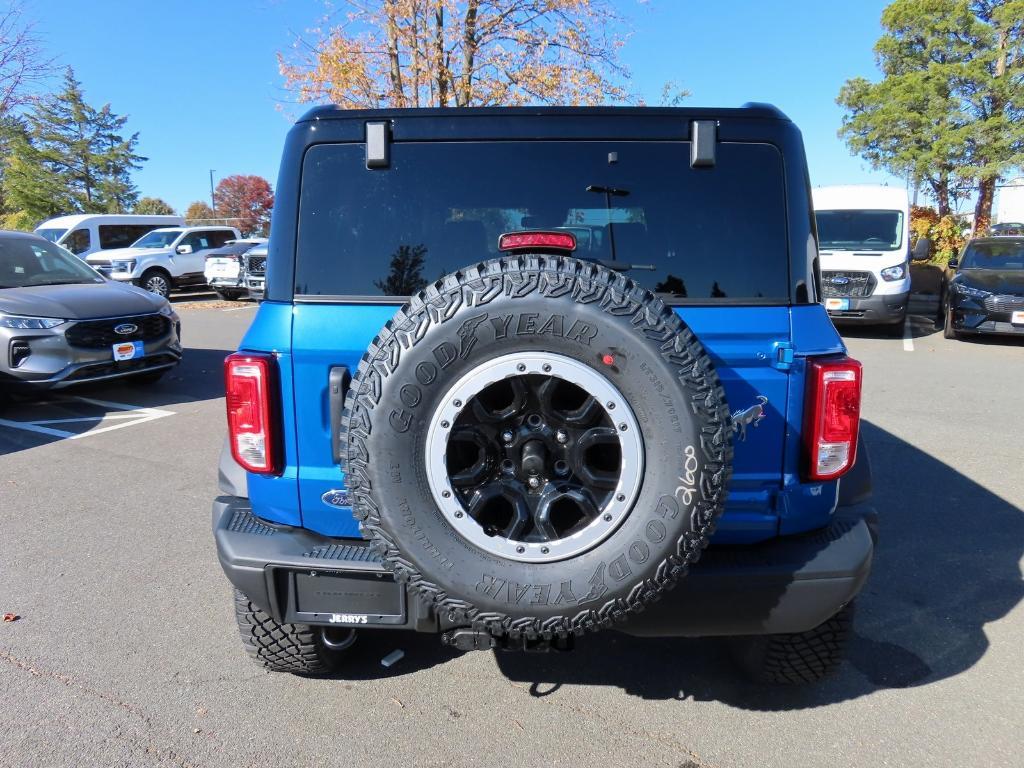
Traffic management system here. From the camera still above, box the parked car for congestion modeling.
[203,239,267,300]
[85,226,240,298]
[241,243,267,300]
[35,214,185,258]
[213,104,874,684]
[943,236,1024,339]
[812,185,912,336]
[990,222,1024,236]
[0,230,181,391]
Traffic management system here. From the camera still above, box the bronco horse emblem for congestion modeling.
[732,396,768,441]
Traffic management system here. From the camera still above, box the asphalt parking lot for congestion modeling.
[1,301,1022,768]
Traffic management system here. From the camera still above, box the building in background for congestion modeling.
[996,177,1024,224]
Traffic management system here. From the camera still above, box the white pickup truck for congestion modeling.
[86,226,240,298]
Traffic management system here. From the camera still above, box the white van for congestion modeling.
[35,214,185,258]
[812,185,911,333]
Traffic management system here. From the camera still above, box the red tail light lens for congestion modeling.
[225,352,280,474]
[803,356,862,481]
[498,231,577,252]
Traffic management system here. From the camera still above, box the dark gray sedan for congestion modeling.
[0,230,181,391]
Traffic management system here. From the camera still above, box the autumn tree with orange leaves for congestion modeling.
[279,0,635,108]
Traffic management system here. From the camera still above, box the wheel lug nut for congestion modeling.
[528,477,541,489]
[502,430,514,443]
[556,430,568,444]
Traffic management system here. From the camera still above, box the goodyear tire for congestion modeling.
[342,257,732,641]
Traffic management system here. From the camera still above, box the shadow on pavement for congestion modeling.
[0,346,232,457]
[493,420,1024,708]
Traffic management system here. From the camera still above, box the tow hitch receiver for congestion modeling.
[442,628,575,653]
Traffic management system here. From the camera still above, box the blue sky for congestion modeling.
[34,0,906,214]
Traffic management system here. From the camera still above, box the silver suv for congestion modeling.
[0,231,181,390]
[86,226,240,297]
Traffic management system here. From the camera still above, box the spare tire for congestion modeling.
[342,256,732,641]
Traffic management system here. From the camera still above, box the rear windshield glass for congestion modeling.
[296,141,789,302]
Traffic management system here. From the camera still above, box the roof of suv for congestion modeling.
[297,103,791,123]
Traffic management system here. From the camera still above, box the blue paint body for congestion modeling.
[238,299,846,544]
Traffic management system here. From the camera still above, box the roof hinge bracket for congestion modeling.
[690,120,717,168]
[365,121,391,169]
[772,341,795,372]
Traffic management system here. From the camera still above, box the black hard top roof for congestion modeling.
[297,103,790,124]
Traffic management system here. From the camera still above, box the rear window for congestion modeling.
[296,141,789,302]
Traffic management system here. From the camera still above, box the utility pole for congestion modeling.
[209,170,216,211]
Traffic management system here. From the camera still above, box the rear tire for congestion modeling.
[730,602,854,684]
[233,589,353,676]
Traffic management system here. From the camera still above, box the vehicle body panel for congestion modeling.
[0,234,181,389]
[35,214,184,258]
[215,107,871,643]
[87,227,240,286]
[947,237,1024,336]
[813,185,911,325]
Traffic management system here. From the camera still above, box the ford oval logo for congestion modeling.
[113,323,138,335]
[829,276,850,286]
[321,489,351,508]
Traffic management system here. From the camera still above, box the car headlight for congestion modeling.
[880,263,906,281]
[0,311,64,329]
[953,283,990,299]
[111,259,136,273]
[158,304,176,318]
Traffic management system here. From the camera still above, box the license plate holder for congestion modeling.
[825,297,850,311]
[112,341,143,361]
[206,259,238,278]
[287,570,407,627]
[1012,310,1024,325]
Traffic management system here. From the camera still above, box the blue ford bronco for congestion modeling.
[213,105,875,683]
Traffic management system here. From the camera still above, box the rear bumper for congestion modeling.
[207,275,245,290]
[827,290,908,325]
[245,276,265,300]
[213,497,874,637]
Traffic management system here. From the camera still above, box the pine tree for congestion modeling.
[1,68,145,220]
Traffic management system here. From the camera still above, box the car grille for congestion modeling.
[65,314,171,349]
[983,294,1024,313]
[245,255,266,275]
[822,271,875,298]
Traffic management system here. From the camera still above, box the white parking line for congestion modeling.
[0,395,174,440]
[222,305,257,312]
[902,318,915,352]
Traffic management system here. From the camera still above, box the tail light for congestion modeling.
[803,356,862,481]
[225,352,280,474]
[498,231,577,253]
